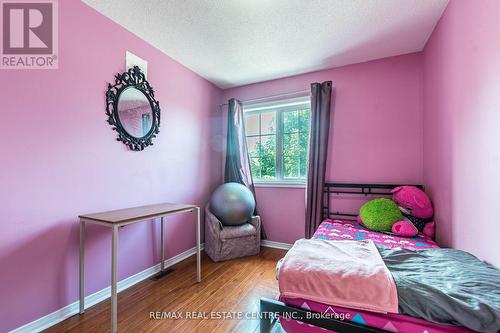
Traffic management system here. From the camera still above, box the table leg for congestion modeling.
[111,225,118,333]
[160,217,165,271]
[196,207,201,282]
[79,220,85,314]
[151,216,174,280]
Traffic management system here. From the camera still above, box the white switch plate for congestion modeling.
[126,51,148,78]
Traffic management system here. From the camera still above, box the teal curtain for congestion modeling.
[224,98,266,239]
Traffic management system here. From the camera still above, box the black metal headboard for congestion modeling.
[322,183,424,220]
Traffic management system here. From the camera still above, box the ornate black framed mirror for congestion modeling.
[105,66,160,151]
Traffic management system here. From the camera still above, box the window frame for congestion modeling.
[243,97,311,187]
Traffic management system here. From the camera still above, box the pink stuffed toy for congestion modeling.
[391,186,435,238]
[391,220,419,237]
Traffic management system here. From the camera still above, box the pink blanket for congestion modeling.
[278,239,399,314]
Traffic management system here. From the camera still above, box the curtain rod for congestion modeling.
[218,88,310,109]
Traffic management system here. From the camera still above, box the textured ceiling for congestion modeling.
[82,0,449,89]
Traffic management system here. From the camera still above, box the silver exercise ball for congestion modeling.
[209,182,256,226]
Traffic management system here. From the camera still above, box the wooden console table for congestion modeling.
[78,203,201,333]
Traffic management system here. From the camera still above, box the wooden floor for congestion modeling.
[46,247,287,333]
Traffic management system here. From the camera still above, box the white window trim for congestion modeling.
[254,181,306,188]
[244,96,311,186]
[244,96,310,112]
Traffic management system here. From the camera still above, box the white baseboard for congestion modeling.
[10,244,204,333]
[261,240,293,250]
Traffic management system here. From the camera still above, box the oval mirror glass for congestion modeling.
[117,87,153,138]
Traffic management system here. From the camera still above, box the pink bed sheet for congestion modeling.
[314,219,439,250]
[279,297,474,333]
[278,219,473,333]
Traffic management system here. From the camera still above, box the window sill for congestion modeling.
[254,182,306,189]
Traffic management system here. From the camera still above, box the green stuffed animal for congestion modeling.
[358,198,403,232]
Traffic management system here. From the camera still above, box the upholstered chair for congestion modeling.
[204,204,261,262]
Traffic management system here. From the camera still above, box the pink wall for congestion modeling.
[222,54,424,243]
[422,0,500,267]
[0,1,222,331]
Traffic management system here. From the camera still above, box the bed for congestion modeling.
[276,219,473,333]
[259,183,479,333]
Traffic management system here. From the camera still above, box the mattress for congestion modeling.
[278,219,472,333]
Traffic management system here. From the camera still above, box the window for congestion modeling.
[244,97,311,185]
